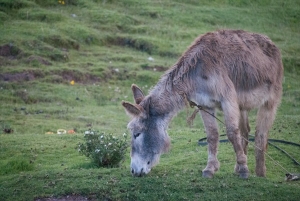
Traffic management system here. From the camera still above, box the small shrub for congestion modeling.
[77,131,128,168]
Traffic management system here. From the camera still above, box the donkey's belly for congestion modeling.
[237,85,271,110]
[192,83,271,111]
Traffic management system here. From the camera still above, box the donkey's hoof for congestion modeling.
[202,170,214,178]
[239,172,249,179]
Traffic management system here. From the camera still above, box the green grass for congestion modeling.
[0,0,300,200]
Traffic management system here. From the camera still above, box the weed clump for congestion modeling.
[1,158,34,175]
[106,36,155,54]
[77,131,128,168]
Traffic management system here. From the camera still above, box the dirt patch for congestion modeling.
[0,43,21,58]
[106,36,155,54]
[59,70,101,84]
[0,72,35,82]
[0,69,100,84]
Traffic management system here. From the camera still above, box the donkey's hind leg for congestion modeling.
[222,100,249,179]
[255,101,278,177]
[235,110,250,174]
[200,108,220,178]
[239,110,250,155]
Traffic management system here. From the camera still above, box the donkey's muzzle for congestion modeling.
[131,167,146,177]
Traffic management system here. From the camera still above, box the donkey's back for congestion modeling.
[212,30,282,90]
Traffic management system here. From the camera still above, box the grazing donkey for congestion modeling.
[122,30,283,178]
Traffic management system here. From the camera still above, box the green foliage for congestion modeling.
[17,8,65,23]
[0,10,9,22]
[0,0,35,11]
[77,131,128,168]
[0,158,34,175]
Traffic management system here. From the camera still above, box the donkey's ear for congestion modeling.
[131,84,144,104]
[141,96,151,114]
[122,101,142,116]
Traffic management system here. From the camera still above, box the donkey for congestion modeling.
[122,30,283,178]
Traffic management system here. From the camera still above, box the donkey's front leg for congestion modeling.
[222,101,249,179]
[200,109,220,178]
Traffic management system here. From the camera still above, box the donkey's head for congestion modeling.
[122,84,170,177]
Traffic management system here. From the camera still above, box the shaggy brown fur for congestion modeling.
[123,29,283,178]
[167,30,282,96]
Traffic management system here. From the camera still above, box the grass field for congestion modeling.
[0,0,300,200]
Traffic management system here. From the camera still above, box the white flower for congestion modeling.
[84,130,94,135]
[123,133,127,137]
[95,149,100,153]
[100,135,104,139]
[108,143,112,146]
[148,56,154,61]
[114,87,120,92]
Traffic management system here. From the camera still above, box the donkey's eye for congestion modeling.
[134,133,141,139]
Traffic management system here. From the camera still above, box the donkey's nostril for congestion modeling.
[147,161,150,165]
[137,168,144,177]
[131,168,134,174]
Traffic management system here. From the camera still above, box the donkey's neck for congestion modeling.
[148,76,185,119]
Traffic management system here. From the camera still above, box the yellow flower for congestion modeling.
[70,80,75,85]
[58,0,65,5]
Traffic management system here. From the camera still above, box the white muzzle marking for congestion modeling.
[130,155,151,177]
